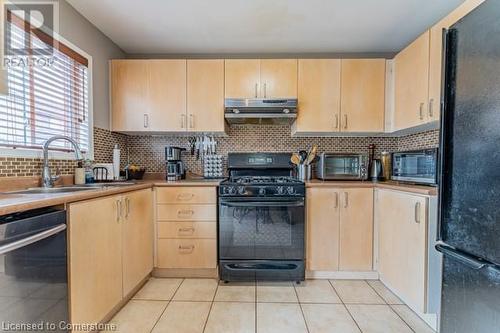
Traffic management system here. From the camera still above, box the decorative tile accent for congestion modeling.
[0,126,439,178]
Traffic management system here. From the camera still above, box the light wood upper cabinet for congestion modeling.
[260,59,298,98]
[122,189,153,296]
[149,60,187,131]
[69,195,123,325]
[428,0,484,122]
[224,59,261,98]
[187,60,225,132]
[339,188,374,271]
[394,31,430,131]
[306,187,340,271]
[292,59,341,134]
[341,59,385,132]
[111,60,149,132]
[377,189,428,312]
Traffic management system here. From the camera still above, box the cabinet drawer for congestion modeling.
[158,222,216,239]
[157,204,216,221]
[156,187,216,204]
[157,239,217,268]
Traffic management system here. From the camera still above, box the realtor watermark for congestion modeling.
[2,0,59,68]
[2,320,117,331]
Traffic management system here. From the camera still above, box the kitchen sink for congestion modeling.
[11,186,98,194]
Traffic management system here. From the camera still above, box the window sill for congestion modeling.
[0,147,91,160]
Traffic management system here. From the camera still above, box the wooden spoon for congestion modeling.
[291,153,301,165]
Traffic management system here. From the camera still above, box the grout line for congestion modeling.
[148,300,170,333]
[342,303,364,333]
[365,279,389,304]
[327,279,345,304]
[293,281,311,333]
[387,304,417,333]
[201,278,219,333]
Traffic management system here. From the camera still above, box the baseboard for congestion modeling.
[306,270,379,279]
[153,268,218,278]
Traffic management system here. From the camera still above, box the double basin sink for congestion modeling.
[10,182,137,195]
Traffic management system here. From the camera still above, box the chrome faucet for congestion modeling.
[42,135,83,188]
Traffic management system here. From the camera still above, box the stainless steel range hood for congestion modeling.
[224,98,298,125]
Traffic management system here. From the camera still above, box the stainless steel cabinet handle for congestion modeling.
[344,192,349,208]
[419,103,425,120]
[116,199,122,222]
[143,114,149,128]
[334,114,339,129]
[343,115,348,129]
[125,197,130,219]
[264,83,267,98]
[429,99,434,118]
[334,192,339,208]
[178,227,195,234]
[176,193,194,201]
[414,202,421,223]
[255,83,258,98]
[181,114,186,128]
[189,114,194,129]
[178,245,195,253]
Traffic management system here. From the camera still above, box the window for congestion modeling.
[0,11,90,155]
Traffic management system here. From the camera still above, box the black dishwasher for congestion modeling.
[0,207,68,331]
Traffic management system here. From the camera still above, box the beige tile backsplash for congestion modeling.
[0,126,439,177]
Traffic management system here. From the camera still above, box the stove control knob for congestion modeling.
[228,186,236,195]
[259,187,266,196]
[238,186,245,195]
[287,186,295,195]
[276,186,284,195]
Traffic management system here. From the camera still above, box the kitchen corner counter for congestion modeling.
[305,179,438,196]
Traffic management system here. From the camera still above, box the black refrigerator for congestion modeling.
[437,1,500,332]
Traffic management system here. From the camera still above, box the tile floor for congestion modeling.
[105,278,436,333]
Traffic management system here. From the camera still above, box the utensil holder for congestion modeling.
[297,164,312,181]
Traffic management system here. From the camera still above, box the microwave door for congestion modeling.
[325,156,360,179]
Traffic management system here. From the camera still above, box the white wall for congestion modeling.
[57,0,125,129]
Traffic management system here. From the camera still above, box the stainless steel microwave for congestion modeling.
[316,153,369,180]
[392,148,438,185]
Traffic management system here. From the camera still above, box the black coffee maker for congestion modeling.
[165,146,186,181]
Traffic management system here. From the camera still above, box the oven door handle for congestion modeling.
[0,224,66,255]
[220,200,304,208]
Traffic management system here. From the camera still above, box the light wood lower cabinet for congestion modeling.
[122,189,154,296]
[306,187,373,272]
[69,189,153,325]
[155,186,218,270]
[376,189,428,312]
[69,195,123,326]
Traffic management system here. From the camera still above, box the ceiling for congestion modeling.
[67,0,464,55]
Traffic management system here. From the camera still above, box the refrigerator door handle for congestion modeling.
[436,243,500,272]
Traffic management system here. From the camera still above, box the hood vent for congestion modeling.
[224,98,298,125]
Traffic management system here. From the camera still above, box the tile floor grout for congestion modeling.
[113,278,436,333]
[365,279,418,333]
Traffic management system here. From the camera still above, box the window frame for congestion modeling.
[0,22,94,161]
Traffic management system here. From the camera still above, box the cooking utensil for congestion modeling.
[305,145,318,165]
[299,150,308,163]
[291,153,301,166]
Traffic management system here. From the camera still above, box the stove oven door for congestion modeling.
[219,198,305,260]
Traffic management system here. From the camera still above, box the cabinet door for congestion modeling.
[111,60,149,132]
[69,195,123,325]
[260,59,298,98]
[149,60,187,131]
[306,187,340,271]
[339,188,374,271]
[394,31,430,130]
[122,189,153,296]
[341,59,385,132]
[377,189,428,312]
[187,60,225,132]
[428,0,484,122]
[224,59,260,98]
[293,59,341,134]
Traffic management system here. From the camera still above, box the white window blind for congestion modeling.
[0,12,89,153]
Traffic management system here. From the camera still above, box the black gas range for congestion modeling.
[218,153,305,283]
